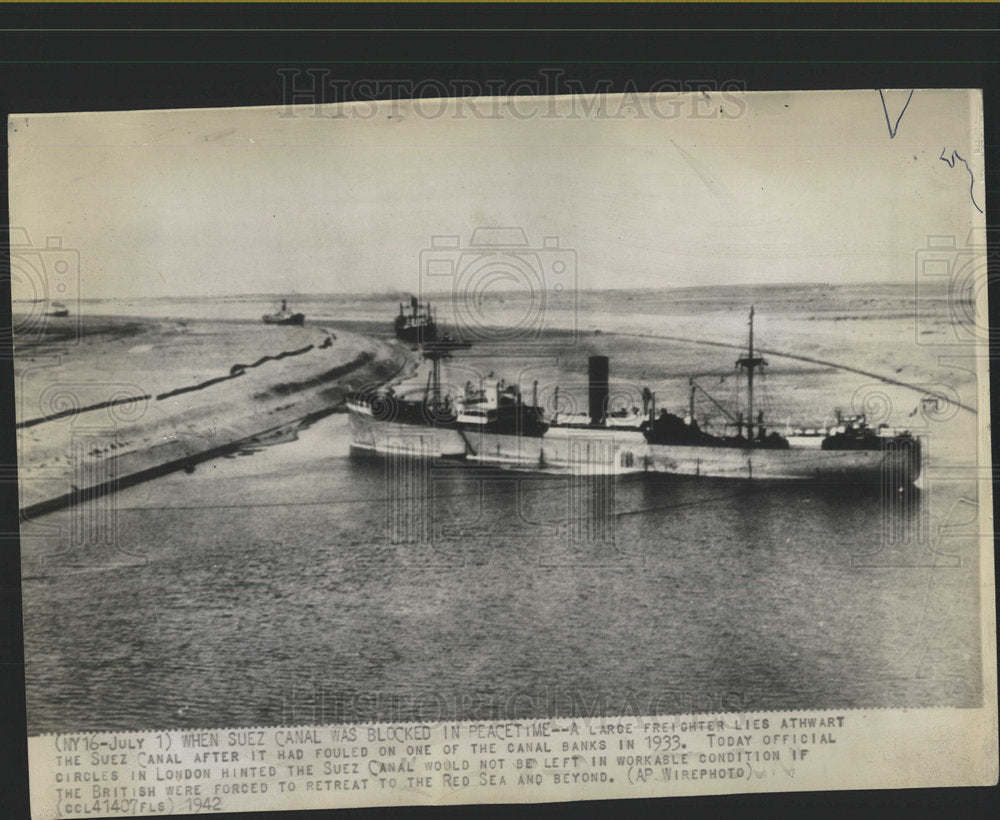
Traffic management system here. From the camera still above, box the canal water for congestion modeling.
[21,410,983,735]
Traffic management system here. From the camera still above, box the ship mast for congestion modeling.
[735,305,767,441]
[421,337,472,411]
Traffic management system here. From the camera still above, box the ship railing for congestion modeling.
[550,412,591,427]
[606,413,644,428]
[456,410,494,425]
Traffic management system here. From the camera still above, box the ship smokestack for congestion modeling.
[588,355,609,427]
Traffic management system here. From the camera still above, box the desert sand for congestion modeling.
[15,314,411,515]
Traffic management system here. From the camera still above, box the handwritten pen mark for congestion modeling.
[877,89,915,139]
[940,147,984,214]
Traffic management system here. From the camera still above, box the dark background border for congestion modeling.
[1,3,997,819]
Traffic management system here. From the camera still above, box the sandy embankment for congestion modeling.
[15,315,412,516]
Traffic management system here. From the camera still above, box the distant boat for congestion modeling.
[46,301,69,317]
[394,295,437,345]
[262,299,305,326]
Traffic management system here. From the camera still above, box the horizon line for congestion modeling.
[13,280,931,302]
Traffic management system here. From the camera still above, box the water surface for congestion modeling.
[22,412,982,734]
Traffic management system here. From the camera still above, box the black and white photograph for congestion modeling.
[7,57,997,817]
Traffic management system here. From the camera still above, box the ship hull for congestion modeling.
[463,428,650,475]
[462,430,545,468]
[347,412,921,484]
[394,322,437,346]
[263,313,305,326]
[645,441,920,483]
[348,408,465,458]
[452,425,920,483]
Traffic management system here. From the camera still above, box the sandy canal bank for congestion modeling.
[15,314,413,517]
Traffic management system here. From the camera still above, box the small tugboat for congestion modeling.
[45,301,69,317]
[394,295,437,345]
[262,299,305,326]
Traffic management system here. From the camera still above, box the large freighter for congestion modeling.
[347,308,922,485]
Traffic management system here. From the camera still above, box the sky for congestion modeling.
[8,88,985,300]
